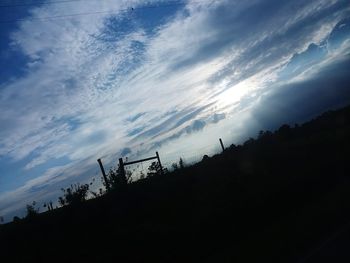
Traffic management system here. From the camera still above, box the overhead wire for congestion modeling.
[0,0,212,24]
[0,0,99,8]
[0,0,215,63]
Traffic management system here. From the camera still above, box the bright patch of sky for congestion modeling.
[1,0,350,221]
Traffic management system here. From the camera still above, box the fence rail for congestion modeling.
[97,139,226,190]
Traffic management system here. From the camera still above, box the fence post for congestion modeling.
[156,151,164,176]
[119,158,126,181]
[219,138,225,152]
[97,158,110,192]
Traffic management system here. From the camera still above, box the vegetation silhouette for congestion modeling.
[43,201,54,211]
[1,104,350,262]
[25,201,39,219]
[105,164,132,190]
[147,161,168,177]
[12,216,20,223]
[58,183,90,206]
[171,157,186,171]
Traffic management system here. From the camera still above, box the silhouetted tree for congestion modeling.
[277,124,291,139]
[179,157,185,169]
[12,216,20,222]
[229,143,237,150]
[147,161,162,177]
[139,171,146,179]
[91,188,104,198]
[202,155,209,161]
[43,201,54,211]
[25,201,39,218]
[258,130,264,138]
[125,168,134,183]
[58,183,89,206]
[258,130,273,142]
[171,162,179,171]
[105,164,131,191]
[243,137,255,146]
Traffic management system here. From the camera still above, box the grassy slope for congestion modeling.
[1,105,350,262]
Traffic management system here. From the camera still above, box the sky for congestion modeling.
[0,0,350,221]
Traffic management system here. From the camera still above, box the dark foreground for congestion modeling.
[1,105,350,263]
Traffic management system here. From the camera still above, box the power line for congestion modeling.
[0,0,214,57]
[1,9,123,23]
[0,0,96,8]
[0,0,198,24]
[0,0,199,9]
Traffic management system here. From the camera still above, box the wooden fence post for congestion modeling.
[219,138,225,152]
[119,158,126,181]
[98,158,110,192]
[156,151,164,176]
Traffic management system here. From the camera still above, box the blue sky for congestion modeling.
[0,0,350,221]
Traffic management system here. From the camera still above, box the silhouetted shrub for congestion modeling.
[139,171,146,179]
[277,124,292,139]
[202,155,209,161]
[171,162,179,171]
[43,201,54,211]
[105,165,130,191]
[179,157,185,169]
[12,216,21,222]
[147,161,162,177]
[25,201,39,218]
[229,143,237,150]
[58,183,89,206]
[243,137,255,146]
[91,188,104,198]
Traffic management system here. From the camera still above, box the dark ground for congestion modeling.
[1,105,350,262]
